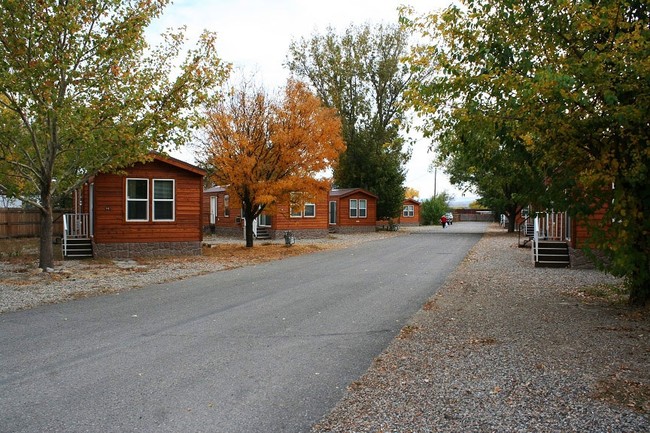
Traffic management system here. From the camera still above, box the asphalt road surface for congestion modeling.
[1,223,487,433]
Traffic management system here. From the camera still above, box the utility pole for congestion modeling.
[433,166,437,199]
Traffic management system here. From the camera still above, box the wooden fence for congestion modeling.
[0,209,66,239]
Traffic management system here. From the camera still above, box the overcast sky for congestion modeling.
[149,0,476,203]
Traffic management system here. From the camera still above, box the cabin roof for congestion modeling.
[329,188,378,199]
[152,154,206,177]
[204,185,227,193]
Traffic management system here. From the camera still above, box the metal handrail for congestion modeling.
[533,215,540,263]
[63,215,68,257]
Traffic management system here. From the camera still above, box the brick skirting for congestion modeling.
[93,241,202,258]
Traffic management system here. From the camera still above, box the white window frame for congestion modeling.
[290,192,303,218]
[304,202,316,218]
[152,179,175,222]
[126,178,149,221]
[403,205,414,218]
[359,199,367,218]
[349,199,358,218]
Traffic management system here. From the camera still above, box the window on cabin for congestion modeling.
[126,178,149,221]
[350,199,367,218]
[153,179,175,221]
[304,202,316,217]
[290,192,302,217]
[349,199,357,218]
[403,205,414,217]
[224,195,230,217]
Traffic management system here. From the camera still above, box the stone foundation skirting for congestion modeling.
[213,227,244,238]
[93,241,202,259]
[332,225,376,234]
[570,247,609,270]
[269,228,329,240]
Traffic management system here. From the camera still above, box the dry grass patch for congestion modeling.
[200,242,328,268]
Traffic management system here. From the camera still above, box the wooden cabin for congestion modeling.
[269,190,330,239]
[328,188,378,233]
[202,187,329,239]
[202,186,244,237]
[66,154,206,259]
[398,198,421,227]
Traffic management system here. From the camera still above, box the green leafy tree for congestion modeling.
[436,116,546,232]
[286,23,420,219]
[403,0,650,305]
[0,0,229,269]
[420,191,452,226]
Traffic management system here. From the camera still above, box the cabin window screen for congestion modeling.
[224,195,230,217]
[126,178,149,221]
[153,179,175,221]
[290,192,302,217]
[349,199,367,218]
[349,199,358,218]
[304,203,316,218]
[403,205,414,217]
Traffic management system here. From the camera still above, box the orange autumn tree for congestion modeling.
[201,79,345,247]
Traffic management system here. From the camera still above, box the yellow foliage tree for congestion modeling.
[404,187,420,200]
[201,79,345,247]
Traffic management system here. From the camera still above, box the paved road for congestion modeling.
[1,223,487,433]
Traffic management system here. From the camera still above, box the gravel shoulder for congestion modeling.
[311,225,649,432]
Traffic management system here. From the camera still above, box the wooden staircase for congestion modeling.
[255,226,271,240]
[63,238,93,259]
[534,240,570,268]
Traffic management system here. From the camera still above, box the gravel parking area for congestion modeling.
[311,226,649,432]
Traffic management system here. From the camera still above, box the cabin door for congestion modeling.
[329,201,337,225]
[209,196,217,225]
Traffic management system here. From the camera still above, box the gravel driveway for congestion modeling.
[311,226,649,432]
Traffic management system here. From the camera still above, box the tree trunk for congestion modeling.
[244,215,255,248]
[506,205,518,233]
[38,193,54,270]
[628,274,649,307]
[628,235,650,307]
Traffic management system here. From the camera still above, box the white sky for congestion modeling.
[149,0,476,203]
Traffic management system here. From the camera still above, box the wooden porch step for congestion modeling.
[534,240,570,268]
[255,227,271,240]
[63,238,93,259]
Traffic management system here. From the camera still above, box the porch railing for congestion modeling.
[534,210,567,242]
[533,210,568,263]
[63,213,89,256]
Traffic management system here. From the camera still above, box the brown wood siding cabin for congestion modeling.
[270,190,329,239]
[203,187,329,239]
[328,188,378,233]
[202,186,244,237]
[86,155,206,258]
[398,198,421,226]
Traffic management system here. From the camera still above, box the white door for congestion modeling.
[209,196,217,225]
